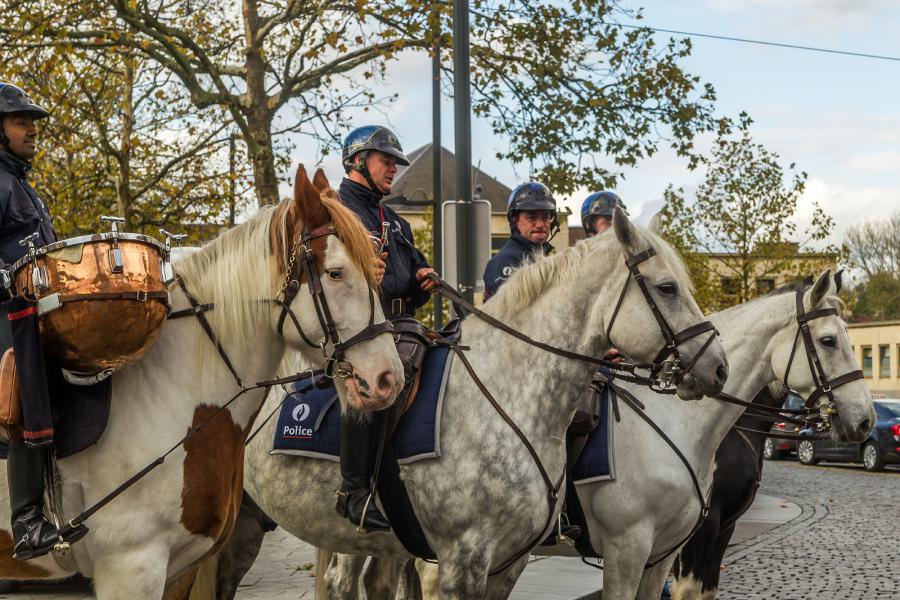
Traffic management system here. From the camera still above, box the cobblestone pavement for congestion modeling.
[718,461,900,600]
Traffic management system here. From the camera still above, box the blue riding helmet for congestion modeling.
[341,125,409,172]
[581,191,626,233]
[507,182,560,240]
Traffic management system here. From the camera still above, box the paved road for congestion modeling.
[717,461,900,600]
[4,461,897,599]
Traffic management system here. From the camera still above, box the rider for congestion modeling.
[482,182,559,300]
[336,125,437,532]
[580,190,625,237]
[0,83,87,559]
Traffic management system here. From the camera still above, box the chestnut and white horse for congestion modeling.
[213,210,730,599]
[0,166,403,598]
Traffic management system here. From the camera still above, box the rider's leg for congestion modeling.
[7,440,86,560]
[335,411,390,532]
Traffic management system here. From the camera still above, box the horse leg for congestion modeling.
[315,548,333,600]
[213,492,273,599]
[323,552,366,600]
[600,532,654,600]
[700,522,735,600]
[671,509,721,600]
[436,546,491,600]
[415,559,440,600]
[362,556,403,599]
[636,556,677,600]
[92,546,169,599]
[483,555,530,600]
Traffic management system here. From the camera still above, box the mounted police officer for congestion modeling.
[482,182,559,300]
[336,125,437,531]
[581,190,625,237]
[0,83,87,559]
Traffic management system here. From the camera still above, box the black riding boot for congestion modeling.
[7,441,87,560]
[335,414,391,532]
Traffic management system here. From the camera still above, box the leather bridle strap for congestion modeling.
[172,275,245,389]
[784,287,863,409]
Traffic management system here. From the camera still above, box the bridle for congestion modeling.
[783,286,863,417]
[272,222,394,379]
[605,248,719,387]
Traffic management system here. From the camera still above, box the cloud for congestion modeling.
[701,0,897,28]
[795,177,899,245]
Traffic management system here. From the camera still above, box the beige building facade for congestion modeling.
[847,320,900,396]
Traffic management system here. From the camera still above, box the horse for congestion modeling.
[209,209,730,600]
[670,384,786,600]
[324,270,874,600]
[0,165,403,598]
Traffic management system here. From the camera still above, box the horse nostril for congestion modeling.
[376,370,396,399]
[716,363,729,384]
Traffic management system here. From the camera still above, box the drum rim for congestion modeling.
[11,232,167,273]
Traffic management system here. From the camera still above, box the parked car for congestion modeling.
[763,393,806,460]
[797,399,900,471]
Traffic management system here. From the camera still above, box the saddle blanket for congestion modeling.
[272,343,454,464]
[570,386,616,485]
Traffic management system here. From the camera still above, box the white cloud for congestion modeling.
[701,0,897,29]
[796,177,900,245]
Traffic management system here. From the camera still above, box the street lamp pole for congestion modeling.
[453,0,474,303]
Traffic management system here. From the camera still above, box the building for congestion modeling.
[848,320,900,397]
[385,143,571,253]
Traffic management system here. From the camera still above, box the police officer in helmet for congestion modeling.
[0,83,88,559]
[336,125,437,531]
[581,190,626,237]
[482,182,559,300]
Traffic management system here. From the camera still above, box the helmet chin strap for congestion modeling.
[353,151,388,196]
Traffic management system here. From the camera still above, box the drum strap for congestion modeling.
[57,291,169,304]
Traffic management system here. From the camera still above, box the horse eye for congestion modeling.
[820,336,835,348]
[656,282,677,295]
[327,269,343,281]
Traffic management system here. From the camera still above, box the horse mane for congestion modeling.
[320,191,376,285]
[489,227,692,316]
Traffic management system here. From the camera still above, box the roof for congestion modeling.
[385,144,512,213]
[847,319,900,329]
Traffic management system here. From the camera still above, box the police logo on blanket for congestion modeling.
[272,343,454,463]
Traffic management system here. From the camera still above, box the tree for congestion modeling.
[658,113,840,312]
[853,272,900,321]
[1,37,253,238]
[846,210,900,279]
[2,1,725,206]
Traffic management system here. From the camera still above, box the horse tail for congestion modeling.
[188,555,218,600]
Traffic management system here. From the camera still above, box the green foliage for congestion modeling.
[2,0,723,206]
[658,113,841,312]
[853,273,900,321]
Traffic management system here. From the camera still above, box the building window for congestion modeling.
[879,345,890,379]
[861,346,872,378]
[755,278,776,294]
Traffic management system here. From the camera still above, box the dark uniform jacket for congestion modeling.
[338,178,430,317]
[0,150,57,268]
[482,231,552,300]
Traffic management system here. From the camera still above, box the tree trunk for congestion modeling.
[245,112,279,206]
[116,55,135,223]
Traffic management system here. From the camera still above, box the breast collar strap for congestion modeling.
[605,247,718,386]
[783,287,863,410]
[274,222,393,379]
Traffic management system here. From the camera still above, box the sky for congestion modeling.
[285,0,900,248]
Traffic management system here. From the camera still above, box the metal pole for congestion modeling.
[432,26,444,328]
[453,0,474,303]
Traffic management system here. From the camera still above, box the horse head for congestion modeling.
[768,269,874,442]
[608,207,729,400]
[270,164,403,412]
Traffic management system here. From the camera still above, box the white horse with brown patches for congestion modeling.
[0,166,403,598]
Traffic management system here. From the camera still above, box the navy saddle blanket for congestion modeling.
[570,386,616,485]
[272,343,454,463]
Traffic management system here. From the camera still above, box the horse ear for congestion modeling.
[294,164,330,230]
[312,168,331,193]
[647,210,663,234]
[612,205,638,255]
[808,269,833,308]
[834,269,844,293]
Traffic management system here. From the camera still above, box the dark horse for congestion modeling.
[672,382,789,598]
